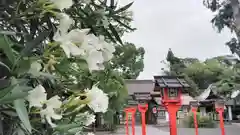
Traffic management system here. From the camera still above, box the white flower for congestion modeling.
[27,85,62,127]
[76,112,96,126]
[84,113,95,126]
[86,85,109,113]
[82,34,102,50]
[87,133,95,135]
[54,28,90,58]
[53,12,114,72]
[49,0,73,10]
[85,50,105,72]
[67,29,90,44]
[57,13,74,34]
[28,61,42,75]
[40,96,62,127]
[61,41,85,58]
[99,36,115,61]
[30,61,42,72]
[27,85,47,108]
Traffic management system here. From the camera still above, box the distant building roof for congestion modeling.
[125,79,154,95]
[153,76,190,88]
[196,84,213,101]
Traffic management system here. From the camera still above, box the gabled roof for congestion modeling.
[196,84,213,101]
[153,76,190,88]
[196,84,223,101]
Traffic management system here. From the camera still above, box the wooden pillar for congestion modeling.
[228,106,233,121]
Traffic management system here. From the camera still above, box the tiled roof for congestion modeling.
[154,76,190,88]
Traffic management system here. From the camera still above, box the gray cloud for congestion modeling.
[120,0,233,79]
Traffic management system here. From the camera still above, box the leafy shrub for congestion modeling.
[182,112,216,128]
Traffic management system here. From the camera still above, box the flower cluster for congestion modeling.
[27,83,109,133]
[25,0,113,134]
[27,85,62,127]
[53,13,115,72]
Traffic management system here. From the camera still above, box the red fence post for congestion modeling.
[138,104,148,135]
[192,108,199,135]
[215,100,225,135]
[217,109,225,135]
[163,102,181,135]
[124,107,137,135]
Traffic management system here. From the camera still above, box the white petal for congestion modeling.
[67,29,90,44]
[51,113,62,120]
[86,51,105,71]
[68,43,85,56]
[27,85,47,108]
[60,43,71,58]
[102,50,114,62]
[86,85,109,113]
[57,13,74,34]
[46,116,57,128]
[87,132,95,135]
[84,34,102,50]
[46,95,62,109]
[84,113,96,126]
[50,0,73,10]
[40,105,62,127]
[30,61,42,72]
[53,30,63,42]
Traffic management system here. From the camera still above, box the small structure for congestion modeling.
[153,76,190,135]
[121,76,195,125]
[196,85,233,121]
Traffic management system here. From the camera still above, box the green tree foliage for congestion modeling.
[111,42,145,79]
[203,0,240,57]
[164,49,240,97]
[164,49,199,96]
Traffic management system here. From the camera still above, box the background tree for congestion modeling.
[203,0,240,57]
[111,42,145,79]
[163,49,240,97]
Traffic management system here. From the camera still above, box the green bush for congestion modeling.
[182,112,216,128]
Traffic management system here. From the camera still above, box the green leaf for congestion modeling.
[113,17,136,31]
[15,128,25,135]
[0,35,15,65]
[113,2,133,14]
[103,28,116,43]
[14,99,32,133]
[20,31,50,57]
[0,85,31,103]
[110,0,115,9]
[108,23,123,44]
[14,59,31,75]
[0,83,17,99]
[55,123,82,131]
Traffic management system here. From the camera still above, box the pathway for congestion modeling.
[96,125,169,135]
[96,124,240,135]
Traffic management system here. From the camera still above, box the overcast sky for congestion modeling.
[119,0,234,79]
